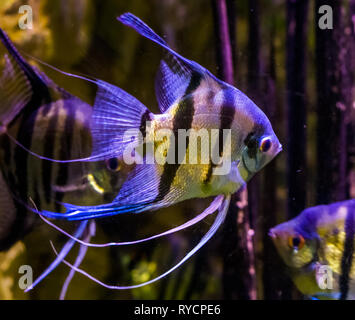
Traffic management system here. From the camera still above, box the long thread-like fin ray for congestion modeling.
[39,195,224,247]
[59,221,95,300]
[50,195,230,290]
[24,220,88,292]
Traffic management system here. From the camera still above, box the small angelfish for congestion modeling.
[270,199,355,300]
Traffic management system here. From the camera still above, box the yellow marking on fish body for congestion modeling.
[87,174,105,194]
[315,205,355,278]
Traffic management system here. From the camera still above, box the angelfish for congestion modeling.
[36,13,282,221]
[269,199,355,300]
[0,27,128,297]
[7,13,281,292]
[0,29,130,252]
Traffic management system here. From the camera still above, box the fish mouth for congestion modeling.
[268,228,277,239]
[276,143,283,155]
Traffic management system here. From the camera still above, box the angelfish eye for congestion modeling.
[259,137,272,153]
[105,158,121,172]
[288,235,305,250]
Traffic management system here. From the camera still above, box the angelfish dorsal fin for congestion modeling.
[118,13,209,113]
[155,59,190,112]
[0,30,32,130]
[0,29,49,130]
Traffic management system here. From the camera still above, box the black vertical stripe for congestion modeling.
[11,60,50,246]
[139,109,152,139]
[339,209,355,300]
[54,101,76,211]
[1,134,11,166]
[203,88,236,185]
[139,109,152,158]
[42,104,59,204]
[154,72,202,202]
[12,103,46,247]
[0,169,16,250]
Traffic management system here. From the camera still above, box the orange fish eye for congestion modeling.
[105,158,121,172]
[260,137,272,153]
[288,235,305,250]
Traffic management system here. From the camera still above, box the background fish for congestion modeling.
[39,13,282,221]
[0,29,130,251]
[269,199,355,300]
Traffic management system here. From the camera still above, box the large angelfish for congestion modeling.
[3,13,281,293]
[34,13,282,221]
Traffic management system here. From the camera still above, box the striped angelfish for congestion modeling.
[37,13,282,222]
[269,199,355,300]
[16,13,281,293]
[0,30,128,251]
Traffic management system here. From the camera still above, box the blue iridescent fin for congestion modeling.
[41,162,181,221]
[24,220,88,292]
[89,80,153,161]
